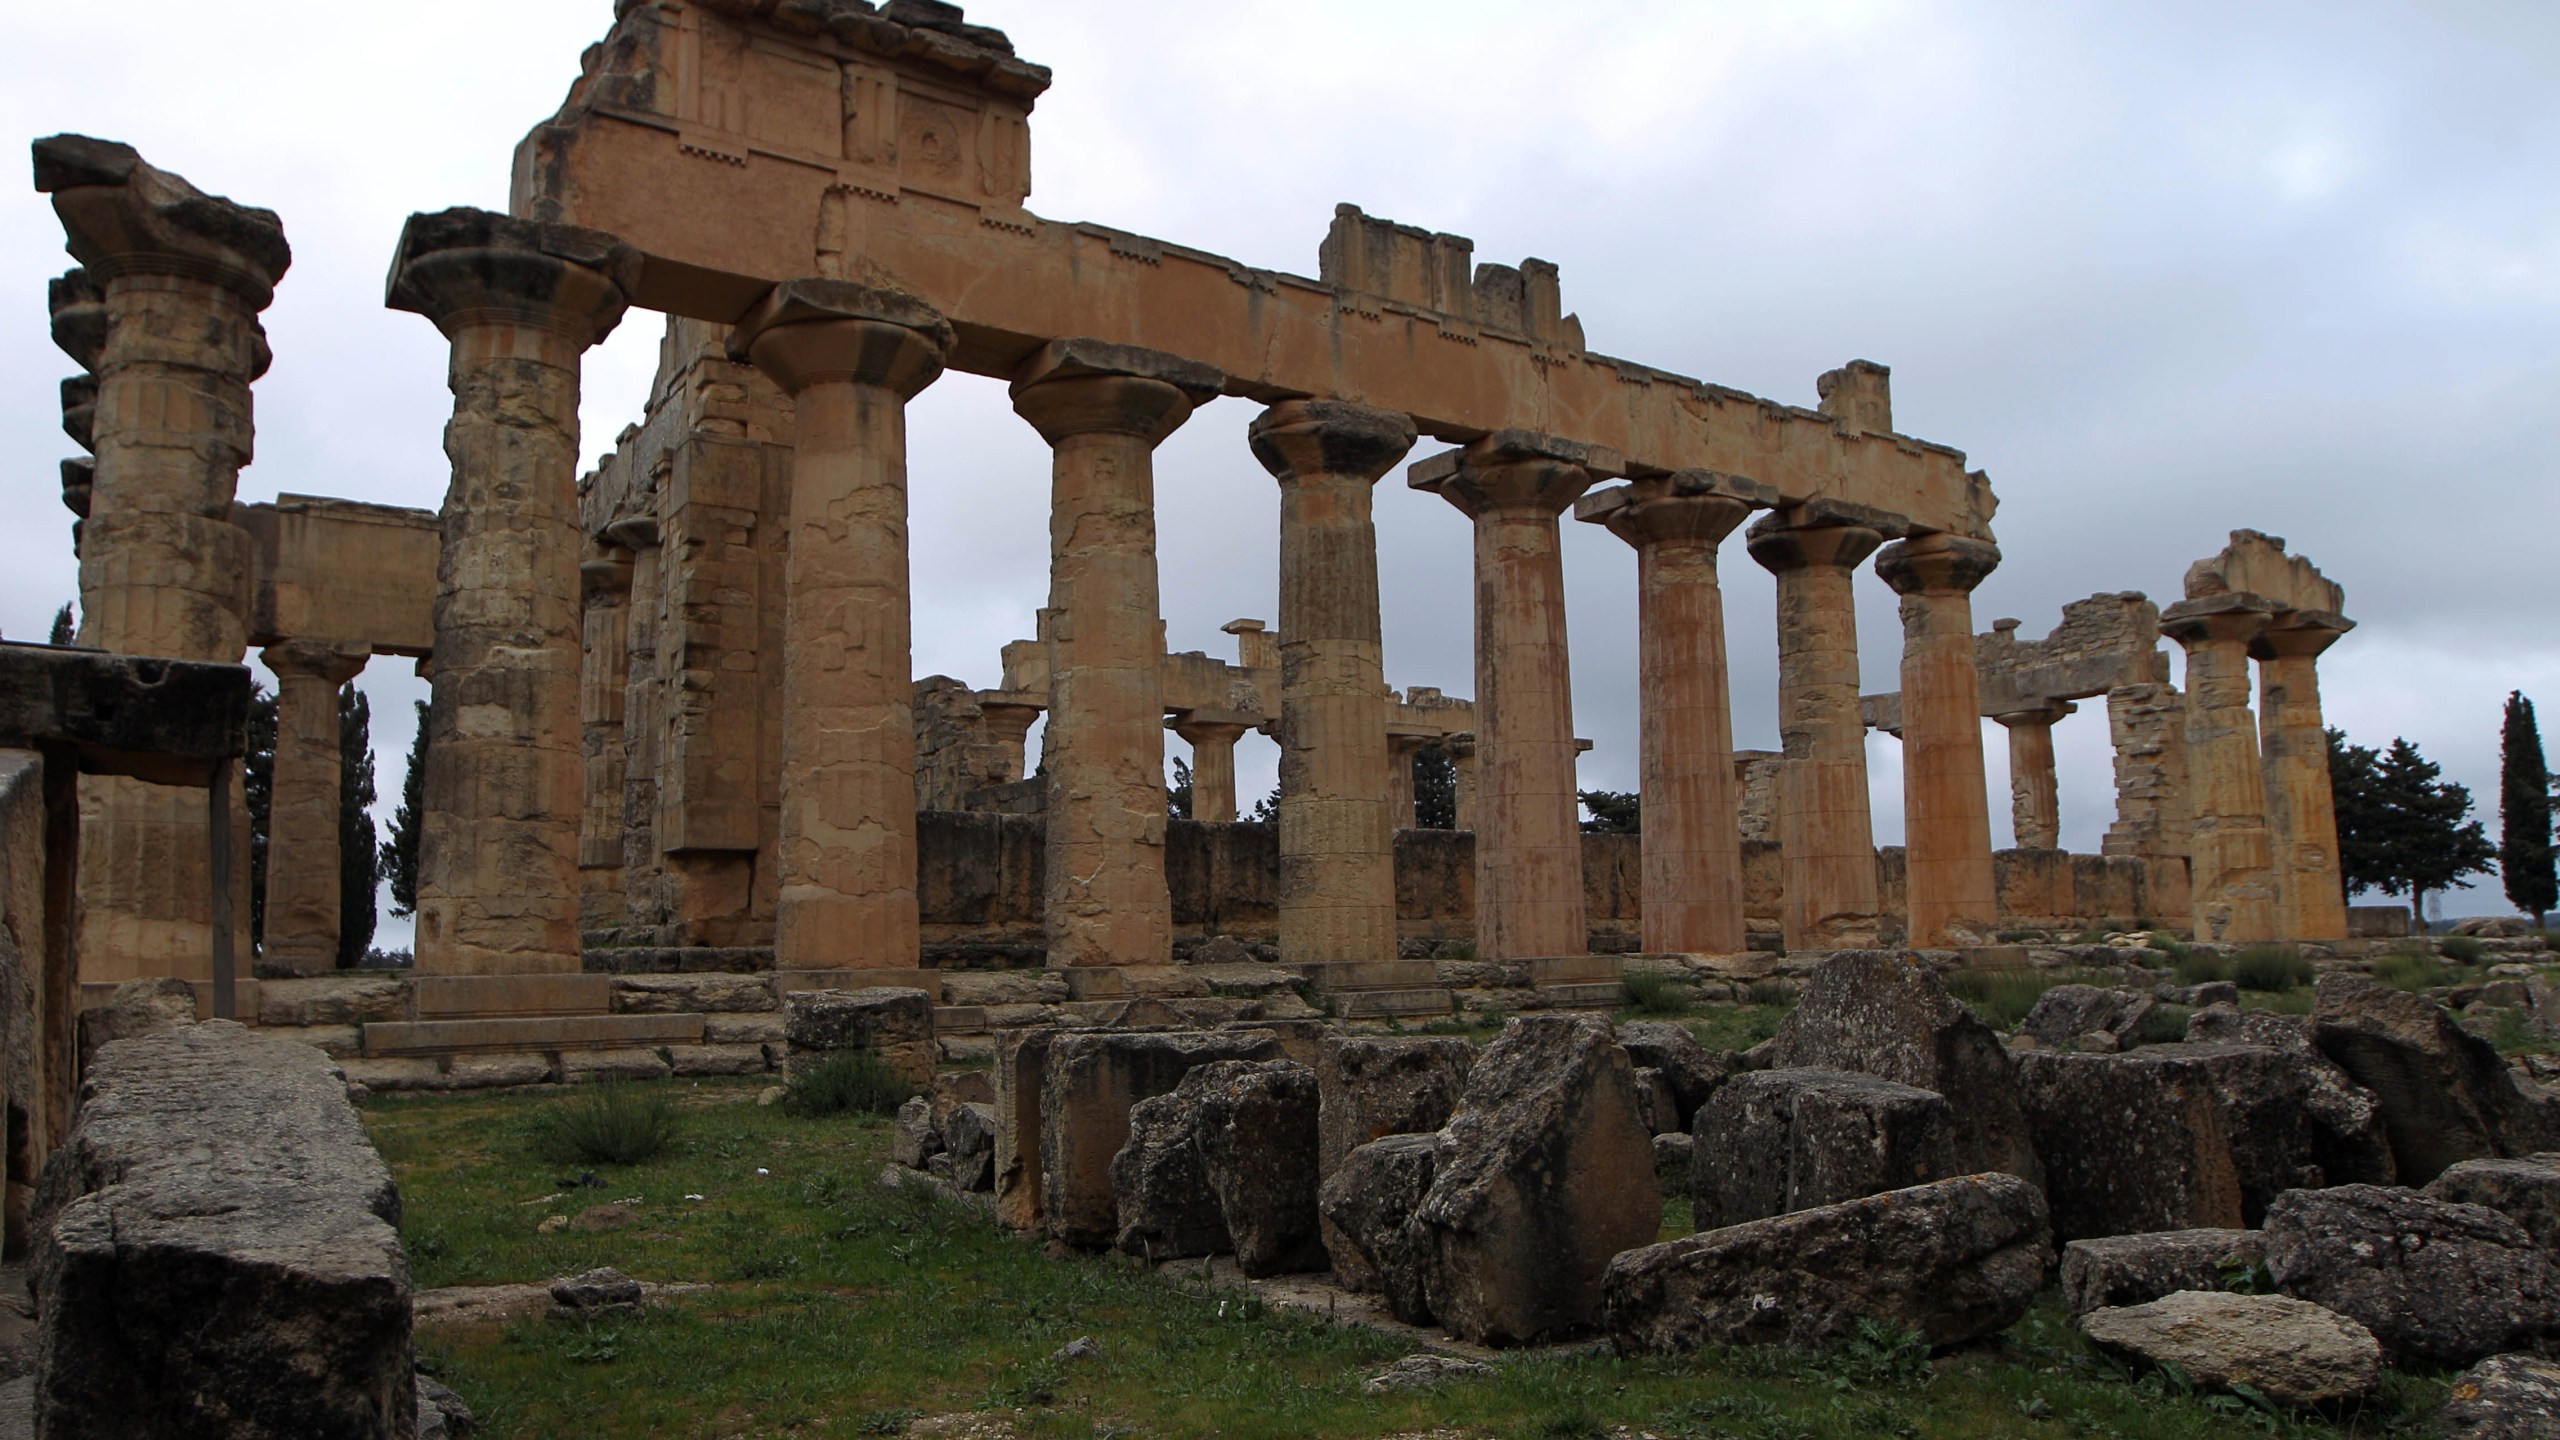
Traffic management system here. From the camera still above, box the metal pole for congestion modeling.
[208,763,235,1021]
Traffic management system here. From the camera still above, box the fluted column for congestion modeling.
[729,279,952,972]
[1171,718,1250,824]
[1877,533,2003,948]
[2257,616,2352,941]
[1995,701,2074,851]
[2161,595,2282,943]
[1412,432,1602,960]
[1747,511,1886,950]
[388,208,633,975]
[578,547,635,932]
[36,135,288,981]
[1579,472,1764,956]
[258,641,369,975]
[1250,399,1417,963]
[1012,341,1222,968]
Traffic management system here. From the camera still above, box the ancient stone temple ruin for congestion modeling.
[18,0,2358,1090]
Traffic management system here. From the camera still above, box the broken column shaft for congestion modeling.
[1994,701,2074,852]
[257,641,368,975]
[2257,617,2352,942]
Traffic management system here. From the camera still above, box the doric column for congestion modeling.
[1170,717,1250,824]
[2160,595,2282,943]
[2256,615,2353,941]
[730,278,953,972]
[36,136,288,981]
[1249,399,1417,963]
[1747,510,1886,950]
[257,641,369,976]
[1411,432,1605,961]
[1578,471,1767,956]
[613,520,666,934]
[1876,533,2003,948]
[1449,732,1479,831]
[1011,340,1222,968]
[578,547,635,932]
[977,696,1044,786]
[1995,701,2074,851]
[388,208,634,975]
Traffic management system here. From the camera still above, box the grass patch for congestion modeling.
[2229,945,2314,994]
[1688,1002,1790,1053]
[2373,948,2480,993]
[376,1080,2445,1439]
[1943,969,2118,1031]
[532,1080,678,1167]
[779,1049,914,1119]
[2441,935,2488,965]
[1622,969,1696,1017]
[2138,1003,2194,1046]
[2173,948,2229,986]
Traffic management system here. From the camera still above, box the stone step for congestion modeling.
[1290,960,1442,992]
[1527,955,1626,986]
[361,1013,703,1058]
[933,1004,990,1035]
[771,968,940,995]
[1333,988,1456,1019]
[1538,981,1629,1011]
[412,974,612,1019]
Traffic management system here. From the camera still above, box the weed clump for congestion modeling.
[1622,969,1695,1016]
[1944,968,2065,1030]
[2172,947,2229,986]
[535,1080,678,1166]
[2442,934,2488,964]
[780,1049,912,1119]
[2228,945,2314,993]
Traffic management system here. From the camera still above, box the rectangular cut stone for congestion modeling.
[1037,1029,1284,1246]
[361,1013,701,1056]
[410,974,613,1017]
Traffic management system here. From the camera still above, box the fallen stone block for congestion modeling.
[1315,1035,1472,1290]
[76,975,197,1073]
[415,1373,474,1440]
[2313,974,2560,1184]
[2019,984,2156,1050]
[1112,1084,1230,1262]
[2266,1184,2560,1368]
[1039,1029,1282,1247]
[785,987,938,1090]
[1765,951,2041,1185]
[1360,1354,1494,1395]
[1615,1020,1729,1130]
[2061,1229,2265,1319]
[894,1096,943,1170]
[548,1266,644,1322]
[2079,1291,2382,1407]
[945,1102,999,1192]
[1690,1067,1954,1231]
[33,1021,414,1439]
[1416,1014,1660,1345]
[1318,1133,1440,1324]
[2427,1156,2560,1261]
[992,1028,1057,1231]
[2439,1353,2560,1440]
[1653,1132,1694,1188]
[1602,1173,2051,1355]
[1190,1060,1325,1277]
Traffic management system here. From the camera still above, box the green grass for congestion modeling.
[1685,1001,1791,1053]
[2172,948,2229,986]
[2228,945,2314,994]
[1621,969,1697,1017]
[532,1080,679,1167]
[780,1049,915,1119]
[2441,935,2488,965]
[1942,969,2115,1031]
[375,1080,2446,1439]
[2372,948,2481,993]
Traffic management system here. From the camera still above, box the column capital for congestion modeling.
[727,276,954,399]
[1168,713,1255,746]
[1577,470,1775,549]
[260,639,370,687]
[1010,338,1222,445]
[1248,399,1417,486]
[2252,611,2354,662]
[50,267,105,369]
[34,136,290,309]
[386,207,636,348]
[1408,429,1619,518]
[1994,698,2078,729]
[1876,532,2002,597]
[1744,503,1892,574]
[2161,593,2282,649]
[581,550,636,605]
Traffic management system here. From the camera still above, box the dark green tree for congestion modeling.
[337,686,379,966]
[47,603,74,646]
[1166,755,1194,820]
[243,686,278,951]
[380,700,428,918]
[2351,735,2497,927]
[2501,692,2555,927]
[1250,783,1279,824]
[1413,743,1458,830]
[1579,789,1641,834]
[2329,728,2388,901]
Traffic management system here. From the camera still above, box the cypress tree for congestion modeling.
[2502,692,2555,927]
[1413,743,1458,830]
[380,700,428,918]
[337,686,379,966]
[47,603,74,645]
[243,687,277,952]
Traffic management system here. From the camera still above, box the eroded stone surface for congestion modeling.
[2079,1291,2381,1407]
[2061,1229,2265,1319]
[2440,1354,2560,1440]
[1689,1068,1954,1231]
[2266,1184,2560,1368]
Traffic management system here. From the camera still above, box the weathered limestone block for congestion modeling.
[610,973,776,1014]
[783,987,936,1088]
[667,1043,771,1077]
[2313,974,2560,1184]
[1111,1075,1231,1261]
[1414,1014,1659,1345]
[1765,951,2041,1185]
[992,1027,1056,1231]
[32,1022,412,1439]
[2018,984,2155,1049]
[2267,1184,2560,1368]
[1603,1173,2051,1354]
[1690,1068,1956,1232]
[1315,1036,1473,1174]
[2429,1157,2560,1261]
[945,1102,998,1192]
[2060,1229,2266,1319]
[893,1097,942,1169]
[257,977,407,1028]
[1190,1059,1325,1277]
[2080,1292,2382,1407]
[76,976,198,1073]
[1038,1028,1281,1247]
[560,1050,669,1084]
[1615,1020,1729,1132]
[2439,1354,2560,1440]
[1318,1133,1441,1324]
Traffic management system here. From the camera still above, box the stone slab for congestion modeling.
[410,974,613,1018]
[772,967,939,994]
[361,1013,701,1057]
[1335,989,1457,1019]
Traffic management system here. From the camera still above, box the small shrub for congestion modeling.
[1944,968,2063,1031]
[1622,969,1694,1016]
[2442,935,2488,964]
[780,1049,911,1118]
[1745,980,1794,1008]
[2136,1004,2193,1046]
[2228,945,2313,993]
[2374,950,2452,992]
[2172,948,2229,986]
[534,1080,678,1167]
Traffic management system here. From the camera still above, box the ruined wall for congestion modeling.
[0,751,45,1247]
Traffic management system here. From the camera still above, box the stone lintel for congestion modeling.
[33,135,291,307]
[1012,337,1224,404]
[692,0,1051,100]
[0,643,249,784]
[385,206,637,344]
[1817,359,1892,434]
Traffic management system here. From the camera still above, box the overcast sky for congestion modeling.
[6,0,2556,941]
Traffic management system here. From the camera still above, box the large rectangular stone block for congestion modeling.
[1037,1028,1282,1247]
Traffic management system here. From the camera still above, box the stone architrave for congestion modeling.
[35,135,289,983]
[1994,701,2073,852]
[1747,508,1887,950]
[1011,340,1223,969]
[578,547,635,930]
[257,641,369,976]
[1411,432,1611,961]
[1577,471,1771,955]
[1877,533,2003,948]
[1170,716,1251,824]
[2160,594,2283,944]
[2257,616,2352,942]
[1249,400,1418,963]
[387,207,636,976]
[729,277,955,971]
